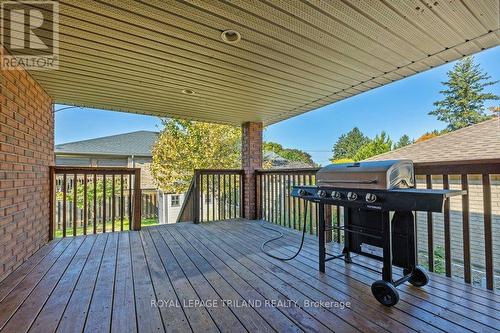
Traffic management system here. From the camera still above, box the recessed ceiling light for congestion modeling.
[182,89,195,95]
[221,30,241,44]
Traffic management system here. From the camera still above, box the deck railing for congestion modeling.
[414,159,499,290]
[176,160,499,290]
[178,169,244,223]
[256,160,500,290]
[49,166,142,239]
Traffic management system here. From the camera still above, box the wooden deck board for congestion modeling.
[214,221,496,333]
[0,220,498,333]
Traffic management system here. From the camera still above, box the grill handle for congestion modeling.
[319,179,378,184]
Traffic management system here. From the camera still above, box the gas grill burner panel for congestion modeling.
[316,160,414,190]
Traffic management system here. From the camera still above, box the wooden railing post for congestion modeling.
[255,172,262,220]
[193,171,200,224]
[133,168,142,230]
[324,205,332,243]
[49,166,55,241]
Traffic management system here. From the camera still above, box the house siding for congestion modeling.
[0,47,54,281]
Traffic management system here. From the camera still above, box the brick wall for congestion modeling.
[241,122,262,219]
[0,47,54,281]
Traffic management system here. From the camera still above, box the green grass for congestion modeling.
[55,218,159,238]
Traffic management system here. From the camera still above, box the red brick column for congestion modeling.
[0,47,54,281]
[241,122,262,220]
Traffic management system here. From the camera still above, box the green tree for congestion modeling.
[429,56,498,131]
[151,119,241,193]
[263,142,315,165]
[353,131,392,161]
[393,134,413,149]
[330,127,370,162]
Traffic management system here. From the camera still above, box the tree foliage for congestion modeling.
[393,134,413,149]
[151,119,241,193]
[330,127,370,162]
[429,56,498,131]
[263,142,314,165]
[415,130,440,143]
[353,131,392,161]
[56,178,122,209]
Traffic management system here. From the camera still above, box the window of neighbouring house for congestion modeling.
[171,195,180,207]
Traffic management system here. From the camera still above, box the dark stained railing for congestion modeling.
[50,166,142,239]
[414,159,500,290]
[178,169,244,223]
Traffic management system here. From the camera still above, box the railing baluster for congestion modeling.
[223,174,227,220]
[128,174,132,230]
[239,172,244,218]
[287,174,291,229]
[233,173,237,219]
[274,175,278,224]
[266,174,270,222]
[443,174,451,277]
[336,206,340,243]
[103,175,106,233]
[200,173,204,222]
[112,174,116,232]
[83,174,87,235]
[278,174,282,226]
[212,174,215,221]
[93,174,97,234]
[120,174,124,231]
[482,174,493,290]
[292,174,297,230]
[461,174,471,283]
[218,174,221,221]
[308,174,313,234]
[62,173,67,238]
[228,174,233,220]
[298,175,303,231]
[426,175,434,272]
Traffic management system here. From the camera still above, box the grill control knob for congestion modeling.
[298,189,307,196]
[347,192,357,201]
[317,190,327,198]
[331,191,341,199]
[365,193,377,203]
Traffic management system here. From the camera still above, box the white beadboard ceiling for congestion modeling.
[22,0,500,125]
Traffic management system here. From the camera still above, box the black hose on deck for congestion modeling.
[260,203,308,261]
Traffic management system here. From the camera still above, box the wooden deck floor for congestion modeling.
[0,220,499,333]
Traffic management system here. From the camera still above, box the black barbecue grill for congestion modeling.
[291,160,466,306]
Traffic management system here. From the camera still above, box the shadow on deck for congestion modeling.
[0,220,499,333]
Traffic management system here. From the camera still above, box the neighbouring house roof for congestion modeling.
[367,118,500,163]
[264,151,314,169]
[55,131,159,157]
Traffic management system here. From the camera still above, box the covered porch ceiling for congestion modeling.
[28,0,500,125]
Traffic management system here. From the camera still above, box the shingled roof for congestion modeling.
[367,118,500,163]
[55,131,159,157]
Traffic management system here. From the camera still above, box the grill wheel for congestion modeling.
[371,280,400,306]
[403,266,430,287]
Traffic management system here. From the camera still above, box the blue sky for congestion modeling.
[56,46,500,165]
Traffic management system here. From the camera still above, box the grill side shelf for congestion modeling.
[291,186,466,213]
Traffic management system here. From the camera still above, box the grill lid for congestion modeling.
[316,160,415,190]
